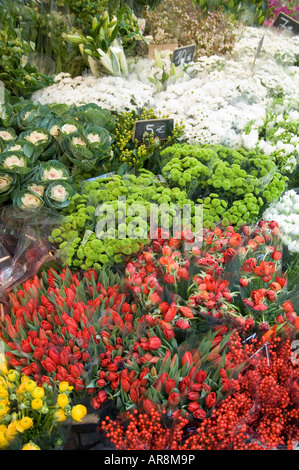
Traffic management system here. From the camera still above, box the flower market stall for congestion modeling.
[0,0,299,453]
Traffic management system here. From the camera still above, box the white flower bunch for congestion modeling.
[263,190,299,253]
[31,25,299,149]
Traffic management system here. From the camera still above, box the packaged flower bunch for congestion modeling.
[123,221,298,333]
[0,350,87,450]
[179,335,299,450]
[0,204,63,299]
[101,334,299,450]
[0,260,251,419]
[123,225,241,334]
[0,267,127,395]
[243,99,299,177]
[160,143,288,230]
[233,220,299,333]
[49,170,198,270]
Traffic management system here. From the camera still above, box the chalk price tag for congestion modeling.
[133,119,174,142]
[273,12,299,35]
[172,44,196,67]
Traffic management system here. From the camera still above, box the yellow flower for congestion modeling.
[55,408,67,422]
[6,421,18,440]
[21,375,30,383]
[0,402,9,417]
[22,441,40,450]
[0,362,8,375]
[59,381,73,392]
[17,382,27,395]
[17,417,33,432]
[7,369,20,382]
[25,380,36,392]
[31,386,44,399]
[0,388,8,399]
[31,398,43,410]
[71,405,87,422]
[57,393,69,408]
[0,353,8,375]
[0,430,9,449]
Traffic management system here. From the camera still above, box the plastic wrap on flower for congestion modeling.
[0,205,63,301]
[0,267,126,397]
[224,220,299,332]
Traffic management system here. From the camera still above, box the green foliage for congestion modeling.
[0,2,53,97]
[51,170,196,269]
[193,0,269,25]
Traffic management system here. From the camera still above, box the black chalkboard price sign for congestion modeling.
[133,118,174,142]
[172,45,196,67]
[273,12,299,35]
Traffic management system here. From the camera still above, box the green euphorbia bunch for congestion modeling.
[50,170,197,270]
[161,143,288,229]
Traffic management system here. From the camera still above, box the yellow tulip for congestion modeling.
[71,404,87,422]
[22,441,40,450]
[57,393,69,408]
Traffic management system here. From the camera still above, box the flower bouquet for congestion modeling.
[0,349,87,450]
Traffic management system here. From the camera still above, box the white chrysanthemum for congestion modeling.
[21,193,43,209]
[2,155,25,168]
[42,167,66,180]
[0,131,14,141]
[0,174,13,191]
[50,184,68,202]
[25,131,48,145]
[61,124,78,134]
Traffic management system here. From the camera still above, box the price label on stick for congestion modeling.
[273,12,299,35]
[133,119,174,142]
[251,35,265,74]
[172,45,196,67]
